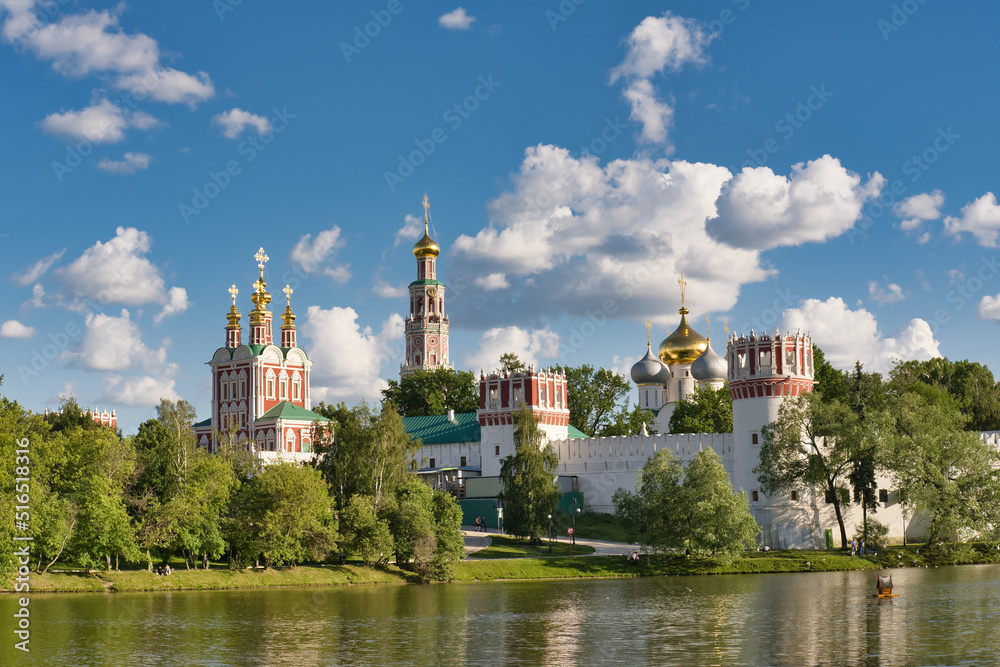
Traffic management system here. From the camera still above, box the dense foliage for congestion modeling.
[668,385,733,434]
[499,406,559,540]
[381,368,479,417]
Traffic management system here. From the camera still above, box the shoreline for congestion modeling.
[6,544,1000,594]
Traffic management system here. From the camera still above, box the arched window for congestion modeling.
[752,490,759,502]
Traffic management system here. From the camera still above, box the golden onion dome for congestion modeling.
[657,307,708,365]
[413,194,440,258]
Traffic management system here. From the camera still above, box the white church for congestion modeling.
[398,197,967,550]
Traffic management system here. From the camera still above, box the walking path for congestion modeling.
[461,525,636,557]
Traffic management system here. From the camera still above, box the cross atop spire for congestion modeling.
[228,284,238,305]
[705,314,710,340]
[645,317,651,347]
[423,193,430,224]
[678,271,687,307]
[255,247,269,274]
[283,284,293,306]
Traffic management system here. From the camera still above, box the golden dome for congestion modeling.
[413,194,440,258]
[658,307,708,365]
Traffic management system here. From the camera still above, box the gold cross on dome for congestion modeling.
[228,284,238,304]
[705,314,710,338]
[283,284,293,305]
[423,194,430,213]
[724,320,730,337]
[645,317,651,346]
[678,272,687,306]
[255,247,269,272]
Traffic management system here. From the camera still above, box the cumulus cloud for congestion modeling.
[98,152,151,174]
[104,372,179,406]
[212,108,271,139]
[781,297,940,374]
[290,227,351,284]
[868,279,906,306]
[74,309,167,371]
[474,273,510,291]
[154,287,189,323]
[944,192,1000,247]
[439,8,475,30]
[394,213,424,246]
[895,190,944,232]
[1,5,214,106]
[373,280,407,299]
[299,306,404,402]
[0,320,35,338]
[449,144,770,331]
[609,12,712,147]
[41,99,128,142]
[462,326,560,373]
[13,248,65,286]
[54,227,183,311]
[976,292,1000,322]
[709,155,885,250]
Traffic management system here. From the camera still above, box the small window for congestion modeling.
[751,433,759,445]
[429,458,436,469]
[879,489,889,503]
[790,490,798,501]
[752,490,759,502]
[266,378,275,399]
[685,370,689,377]
[280,380,287,400]
[495,445,500,456]
[460,456,467,467]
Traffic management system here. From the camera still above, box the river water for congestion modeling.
[3,564,1000,666]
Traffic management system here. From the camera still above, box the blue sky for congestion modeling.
[3,1,1000,433]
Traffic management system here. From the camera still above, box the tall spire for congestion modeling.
[225,284,241,347]
[677,271,688,314]
[413,194,440,258]
[248,247,273,345]
[280,284,297,348]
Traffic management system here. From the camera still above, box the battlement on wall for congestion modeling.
[550,432,732,468]
[478,367,570,426]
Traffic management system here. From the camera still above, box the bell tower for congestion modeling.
[401,195,451,376]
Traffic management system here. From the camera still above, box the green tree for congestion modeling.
[499,352,525,373]
[613,449,687,552]
[340,494,394,566]
[891,357,1000,431]
[668,385,733,434]
[756,392,858,548]
[498,406,559,540]
[69,475,141,572]
[382,368,479,417]
[813,346,850,403]
[429,490,465,581]
[556,364,637,436]
[885,389,1000,545]
[380,476,436,566]
[163,450,236,569]
[31,484,77,574]
[682,449,759,556]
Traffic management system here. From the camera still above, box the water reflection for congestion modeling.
[2,565,999,666]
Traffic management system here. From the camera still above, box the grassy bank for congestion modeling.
[7,544,1000,593]
[469,535,596,559]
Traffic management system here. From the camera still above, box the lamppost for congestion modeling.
[571,505,581,555]
[548,514,553,553]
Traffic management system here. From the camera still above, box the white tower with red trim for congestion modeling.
[402,195,451,377]
[478,368,570,477]
[727,328,815,498]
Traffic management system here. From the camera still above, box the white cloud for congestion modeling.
[976,293,1000,321]
[462,326,560,373]
[709,155,885,250]
[98,152,151,174]
[895,190,944,231]
[0,320,35,338]
[439,8,475,30]
[868,279,905,306]
[781,297,940,374]
[299,306,404,402]
[41,99,127,142]
[212,108,271,139]
[104,372,179,406]
[13,248,65,286]
[394,213,423,246]
[3,6,214,106]
[373,280,407,299]
[154,287,189,323]
[75,309,167,371]
[474,273,510,291]
[450,144,768,330]
[609,12,712,147]
[55,227,182,310]
[290,226,351,284]
[943,192,1000,247]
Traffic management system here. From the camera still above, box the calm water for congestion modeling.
[3,564,1000,666]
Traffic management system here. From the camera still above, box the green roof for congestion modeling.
[401,412,590,444]
[402,412,480,445]
[408,279,445,287]
[258,401,329,422]
[193,418,212,428]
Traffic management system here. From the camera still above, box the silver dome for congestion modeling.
[630,345,667,384]
[691,338,728,382]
